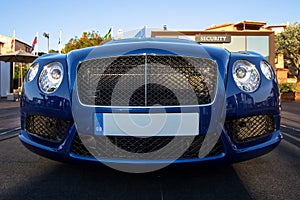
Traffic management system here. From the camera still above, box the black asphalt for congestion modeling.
[0,100,299,200]
[0,100,20,133]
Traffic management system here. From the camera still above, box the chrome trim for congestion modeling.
[144,53,148,106]
[75,54,220,108]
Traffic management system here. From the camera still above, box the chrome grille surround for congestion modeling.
[77,55,218,107]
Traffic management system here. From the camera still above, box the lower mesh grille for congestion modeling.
[225,115,275,142]
[71,133,223,160]
[25,115,71,142]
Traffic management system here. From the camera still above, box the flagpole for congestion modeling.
[58,30,62,54]
[11,30,16,52]
[20,63,22,88]
[12,30,15,92]
[14,30,16,52]
[36,32,39,55]
[145,25,148,37]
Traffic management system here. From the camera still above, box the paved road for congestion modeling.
[0,100,20,133]
[0,100,299,200]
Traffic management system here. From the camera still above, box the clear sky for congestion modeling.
[0,0,299,52]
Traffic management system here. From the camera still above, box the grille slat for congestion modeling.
[77,55,218,106]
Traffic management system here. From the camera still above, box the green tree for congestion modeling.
[49,49,59,53]
[62,31,110,53]
[14,63,29,88]
[275,22,300,80]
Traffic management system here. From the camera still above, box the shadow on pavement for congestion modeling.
[2,161,251,200]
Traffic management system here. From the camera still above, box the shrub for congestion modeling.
[291,82,300,92]
[279,82,300,93]
[279,83,293,93]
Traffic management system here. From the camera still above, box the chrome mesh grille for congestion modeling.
[71,133,223,160]
[225,115,275,142]
[77,55,218,106]
[25,115,71,142]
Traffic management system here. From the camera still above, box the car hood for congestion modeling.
[66,38,230,89]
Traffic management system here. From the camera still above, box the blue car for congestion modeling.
[20,38,281,172]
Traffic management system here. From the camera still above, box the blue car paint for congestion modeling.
[19,38,281,166]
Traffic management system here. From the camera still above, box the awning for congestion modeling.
[0,50,38,63]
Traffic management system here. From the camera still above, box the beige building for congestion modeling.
[0,34,31,97]
[152,21,296,83]
[266,24,293,83]
[152,20,275,67]
[266,24,287,35]
[0,34,12,54]
[0,34,31,54]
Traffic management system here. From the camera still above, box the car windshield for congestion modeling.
[104,27,199,46]
[110,27,196,42]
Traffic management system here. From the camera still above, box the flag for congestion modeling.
[11,30,15,51]
[30,33,38,53]
[103,28,112,40]
[135,26,146,38]
[58,34,61,45]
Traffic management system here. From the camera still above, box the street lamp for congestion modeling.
[43,32,49,53]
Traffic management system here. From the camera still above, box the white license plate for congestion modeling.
[94,113,199,136]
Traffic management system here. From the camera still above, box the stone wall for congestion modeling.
[276,68,289,84]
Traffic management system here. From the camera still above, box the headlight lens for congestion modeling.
[260,61,273,80]
[26,62,39,82]
[39,62,64,93]
[233,60,260,92]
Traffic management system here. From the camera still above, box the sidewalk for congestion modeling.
[281,101,300,131]
[0,99,20,133]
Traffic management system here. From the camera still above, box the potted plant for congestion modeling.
[280,83,295,101]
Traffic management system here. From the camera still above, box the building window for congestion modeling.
[247,36,269,60]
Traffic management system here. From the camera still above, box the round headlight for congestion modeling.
[232,60,260,92]
[26,62,39,82]
[39,62,64,93]
[260,61,273,80]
